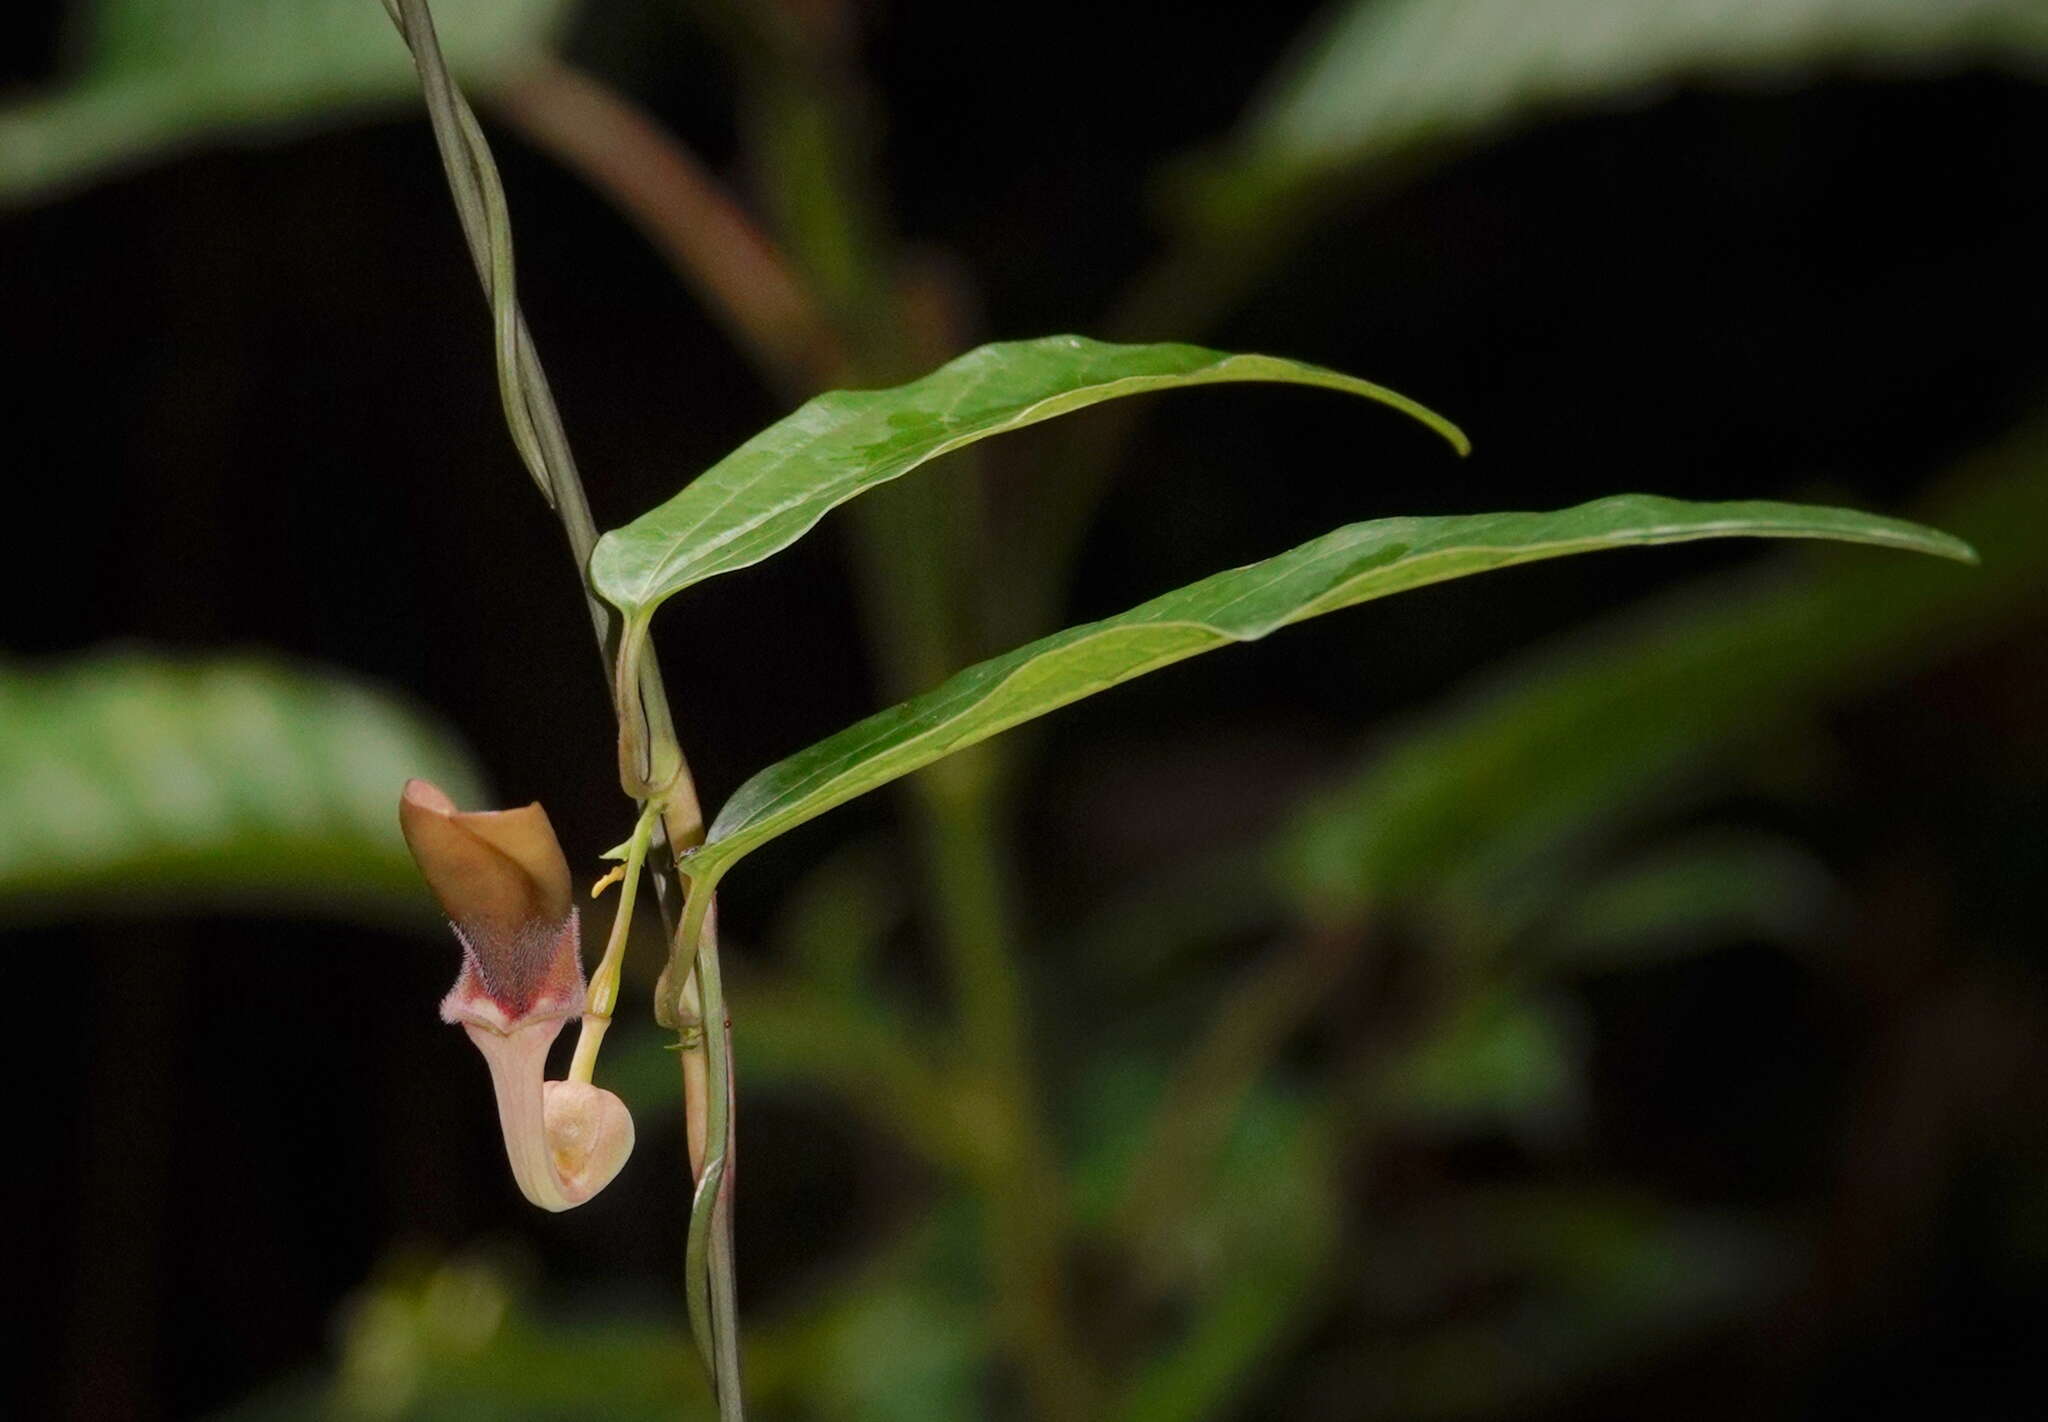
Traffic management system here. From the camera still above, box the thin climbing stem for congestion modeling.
[384,4,736,1418]
[672,875,739,1393]
[380,0,700,837]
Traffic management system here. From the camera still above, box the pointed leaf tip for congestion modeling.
[690,494,1974,876]
[590,334,1464,619]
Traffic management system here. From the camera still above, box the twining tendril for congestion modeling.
[381,3,737,1410]
[380,0,681,804]
[381,2,565,509]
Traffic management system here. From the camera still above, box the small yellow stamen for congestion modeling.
[568,799,663,1086]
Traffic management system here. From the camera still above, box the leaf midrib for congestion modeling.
[704,511,1964,859]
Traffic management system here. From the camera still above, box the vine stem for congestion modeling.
[673,875,741,1400]
[383,4,738,1417]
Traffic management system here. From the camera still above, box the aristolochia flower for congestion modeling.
[400,779,633,1211]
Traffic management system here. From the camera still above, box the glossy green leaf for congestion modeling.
[0,651,484,923]
[691,495,1970,881]
[1276,440,2045,931]
[1186,0,2048,226]
[589,335,1468,619]
[1079,439,2045,986]
[0,0,570,203]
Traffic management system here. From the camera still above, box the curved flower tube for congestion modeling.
[399,779,634,1210]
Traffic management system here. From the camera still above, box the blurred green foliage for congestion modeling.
[4,0,2044,1419]
[0,0,570,202]
[1188,0,2048,226]
[1276,435,2046,942]
[0,651,483,923]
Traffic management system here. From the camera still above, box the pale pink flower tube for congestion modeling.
[400,779,633,1210]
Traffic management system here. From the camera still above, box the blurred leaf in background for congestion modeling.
[0,0,572,202]
[216,1254,710,1422]
[0,650,484,924]
[1175,0,2048,233]
[1114,0,2048,353]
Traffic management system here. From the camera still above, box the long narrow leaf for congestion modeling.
[690,496,1970,879]
[590,335,1467,620]
[1069,440,2046,982]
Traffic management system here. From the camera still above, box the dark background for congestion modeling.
[4,2,2046,1419]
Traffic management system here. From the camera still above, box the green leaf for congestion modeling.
[1187,0,2048,227]
[0,650,485,924]
[589,335,1468,619]
[0,0,571,203]
[691,495,1970,882]
[1276,438,2046,932]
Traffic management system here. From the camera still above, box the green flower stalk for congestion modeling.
[399,779,634,1211]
